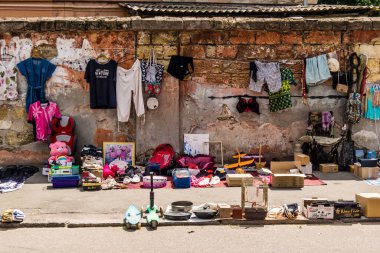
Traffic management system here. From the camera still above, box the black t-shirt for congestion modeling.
[84,59,117,109]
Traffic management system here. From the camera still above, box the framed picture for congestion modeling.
[184,134,209,156]
[103,142,135,165]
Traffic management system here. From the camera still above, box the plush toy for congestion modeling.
[48,141,73,165]
[103,164,115,179]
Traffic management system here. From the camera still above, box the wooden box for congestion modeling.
[295,154,310,166]
[226,174,253,187]
[319,164,338,173]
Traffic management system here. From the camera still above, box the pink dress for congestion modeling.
[28,101,61,141]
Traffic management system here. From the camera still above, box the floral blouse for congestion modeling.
[0,58,18,100]
[28,101,61,141]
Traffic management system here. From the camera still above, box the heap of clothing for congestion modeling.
[0,165,39,193]
[1,209,25,223]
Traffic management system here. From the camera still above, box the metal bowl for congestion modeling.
[171,201,193,212]
[164,211,192,221]
[193,209,218,219]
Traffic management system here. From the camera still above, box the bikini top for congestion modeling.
[236,97,260,115]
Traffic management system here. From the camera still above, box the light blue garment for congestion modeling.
[365,86,380,120]
[305,54,332,86]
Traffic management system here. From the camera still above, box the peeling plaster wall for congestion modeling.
[1,17,380,164]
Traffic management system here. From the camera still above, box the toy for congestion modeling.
[125,205,142,229]
[102,164,115,179]
[48,141,73,166]
[224,151,254,170]
[142,172,163,229]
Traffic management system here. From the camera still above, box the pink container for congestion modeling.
[142,175,167,188]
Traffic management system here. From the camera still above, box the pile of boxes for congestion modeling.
[49,165,80,188]
[270,161,306,188]
[81,147,103,191]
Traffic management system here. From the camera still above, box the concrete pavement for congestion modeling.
[1,224,380,253]
[0,170,379,226]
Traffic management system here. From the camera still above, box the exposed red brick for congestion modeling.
[180,45,206,58]
[351,30,380,44]
[215,45,238,59]
[304,31,341,45]
[275,45,295,59]
[190,31,226,44]
[193,59,223,74]
[281,32,303,45]
[236,45,276,60]
[256,31,281,45]
[94,128,128,147]
[229,30,255,45]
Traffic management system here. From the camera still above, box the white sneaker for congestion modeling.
[210,176,220,186]
[131,174,140,183]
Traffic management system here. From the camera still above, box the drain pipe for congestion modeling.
[304,0,308,6]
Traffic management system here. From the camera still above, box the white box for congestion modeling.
[297,163,312,175]
[302,198,334,219]
[42,167,50,176]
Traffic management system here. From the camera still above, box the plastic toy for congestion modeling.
[142,172,163,229]
[125,205,142,229]
[48,141,73,165]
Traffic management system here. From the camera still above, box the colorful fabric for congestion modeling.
[249,61,282,93]
[365,85,380,120]
[0,58,18,100]
[28,101,61,141]
[17,58,56,112]
[267,68,296,112]
[322,111,333,131]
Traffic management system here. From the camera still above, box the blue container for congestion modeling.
[367,150,377,159]
[172,169,191,189]
[52,175,80,188]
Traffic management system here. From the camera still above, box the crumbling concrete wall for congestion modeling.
[0,17,380,164]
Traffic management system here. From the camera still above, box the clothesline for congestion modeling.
[208,94,348,100]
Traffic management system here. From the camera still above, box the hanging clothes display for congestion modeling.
[0,57,18,100]
[305,54,331,86]
[27,100,61,141]
[17,57,56,112]
[116,59,145,122]
[84,59,117,109]
[249,61,282,93]
[365,85,380,120]
[267,68,296,112]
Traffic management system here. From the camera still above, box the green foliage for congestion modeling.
[319,0,380,5]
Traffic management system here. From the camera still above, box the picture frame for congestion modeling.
[103,142,135,166]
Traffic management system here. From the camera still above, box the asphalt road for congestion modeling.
[1,224,380,253]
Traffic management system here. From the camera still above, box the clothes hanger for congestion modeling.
[96,51,110,64]
[0,47,15,62]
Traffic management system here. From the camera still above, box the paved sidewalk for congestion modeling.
[0,170,379,227]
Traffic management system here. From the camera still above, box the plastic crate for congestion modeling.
[50,165,80,176]
[52,175,80,188]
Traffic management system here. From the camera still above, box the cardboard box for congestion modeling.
[353,163,361,176]
[302,198,334,219]
[270,161,305,188]
[356,193,380,218]
[217,203,232,219]
[295,154,310,166]
[332,201,361,219]
[358,167,379,180]
[226,174,253,187]
[319,164,338,173]
[297,163,312,175]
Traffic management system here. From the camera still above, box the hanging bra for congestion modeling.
[236,97,260,115]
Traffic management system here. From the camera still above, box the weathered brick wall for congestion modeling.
[0,17,380,164]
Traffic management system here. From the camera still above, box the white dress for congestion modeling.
[116,59,145,122]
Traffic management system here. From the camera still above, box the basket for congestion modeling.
[142,175,167,188]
